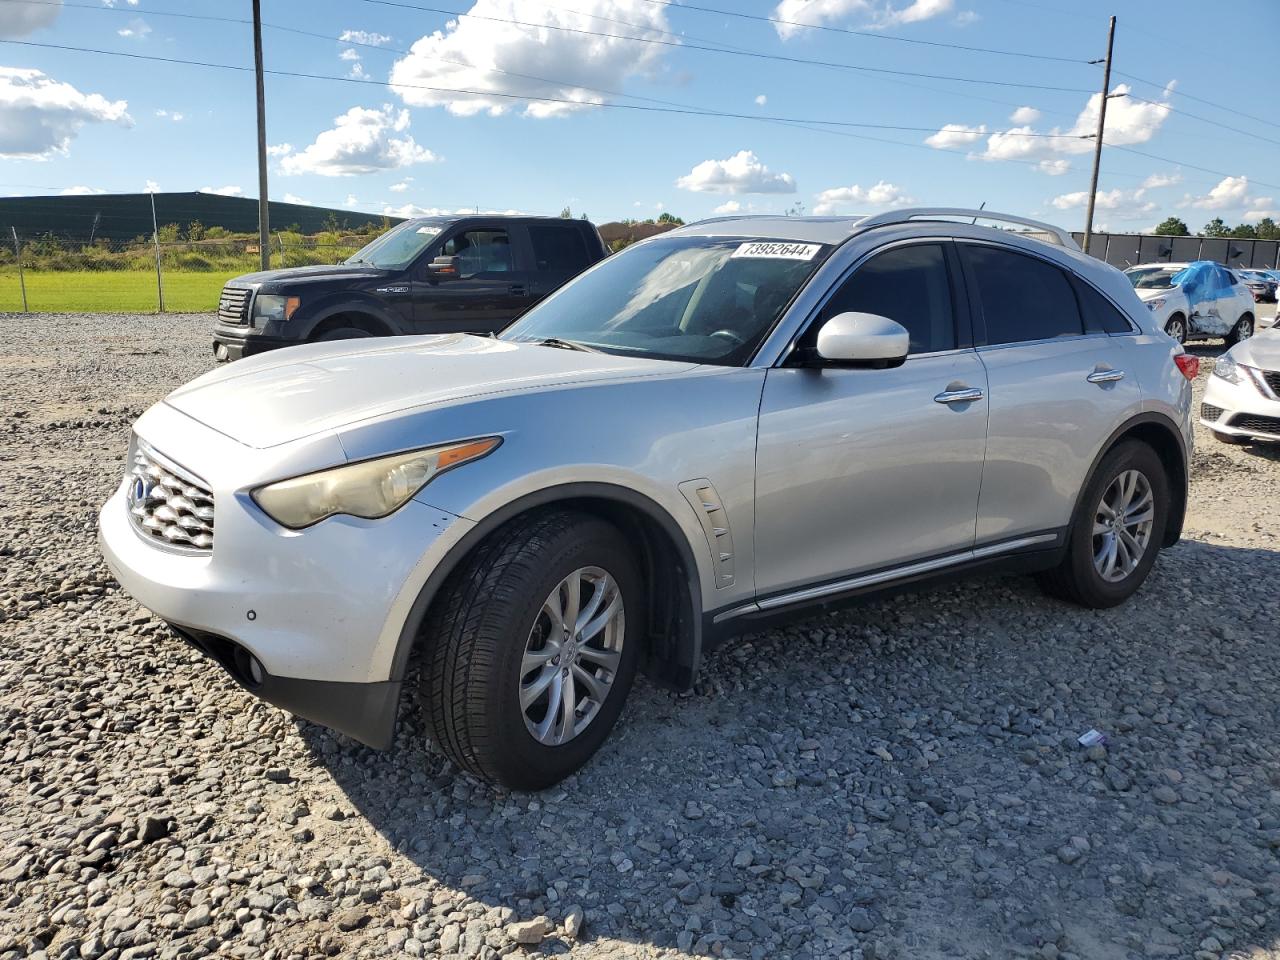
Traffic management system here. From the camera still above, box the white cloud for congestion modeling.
[1009,106,1040,124]
[754,94,767,106]
[1049,186,1155,219]
[199,185,243,197]
[771,0,952,38]
[267,142,293,157]
[389,0,672,118]
[713,200,742,214]
[0,0,61,37]
[1243,207,1280,222]
[154,108,184,122]
[676,150,796,195]
[382,203,525,217]
[348,63,369,80]
[1184,175,1249,210]
[813,180,913,215]
[59,185,105,195]
[280,105,438,177]
[1141,171,1181,190]
[954,9,979,24]
[389,180,410,193]
[339,48,361,62]
[924,123,986,149]
[1037,159,1071,176]
[116,17,150,38]
[283,193,311,205]
[339,29,392,46]
[144,179,159,193]
[0,67,131,160]
[345,194,358,207]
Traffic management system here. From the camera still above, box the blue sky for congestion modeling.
[1,0,1277,231]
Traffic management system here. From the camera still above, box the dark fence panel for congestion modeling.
[1073,231,1280,269]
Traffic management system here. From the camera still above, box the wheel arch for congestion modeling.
[389,482,706,693]
[1069,412,1188,549]
[295,298,402,340]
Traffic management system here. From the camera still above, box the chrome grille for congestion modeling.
[127,442,215,551]
[218,286,251,325]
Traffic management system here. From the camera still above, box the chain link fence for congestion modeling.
[1,231,367,313]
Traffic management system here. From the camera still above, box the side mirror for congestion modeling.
[427,255,460,278]
[814,312,909,367]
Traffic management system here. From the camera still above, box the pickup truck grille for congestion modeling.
[218,286,251,325]
[127,440,215,551]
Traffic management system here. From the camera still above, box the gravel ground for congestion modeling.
[2,312,1280,960]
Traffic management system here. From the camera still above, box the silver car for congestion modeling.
[99,209,1195,789]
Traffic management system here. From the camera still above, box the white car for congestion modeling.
[1124,262,1256,345]
[1201,330,1280,444]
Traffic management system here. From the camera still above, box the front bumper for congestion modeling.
[98,427,472,746]
[1200,367,1280,442]
[212,322,297,361]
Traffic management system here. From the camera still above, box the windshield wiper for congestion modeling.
[531,337,602,354]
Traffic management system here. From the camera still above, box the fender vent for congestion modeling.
[678,479,735,588]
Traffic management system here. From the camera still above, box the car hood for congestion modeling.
[1232,329,1280,371]
[230,263,389,288]
[164,334,700,448]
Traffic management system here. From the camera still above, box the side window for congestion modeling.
[441,229,512,276]
[962,245,1084,345]
[820,244,956,354]
[528,224,591,273]
[1074,279,1133,334]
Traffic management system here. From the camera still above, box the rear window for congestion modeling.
[529,223,592,273]
[963,244,1083,345]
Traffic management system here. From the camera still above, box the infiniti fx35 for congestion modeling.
[100,209,1195,789]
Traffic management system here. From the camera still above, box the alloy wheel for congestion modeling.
[1166,318,1185,344]
[1236,317,1254,342]
[519,566,625,746]
[1092,470,1154,583]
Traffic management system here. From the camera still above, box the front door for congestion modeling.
[415,225,532,334]
[957,241,1144,543]
[754,242,989,599]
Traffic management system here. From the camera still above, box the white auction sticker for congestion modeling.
[730,241,821,261]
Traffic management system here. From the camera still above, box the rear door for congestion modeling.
[526,221,598,305]
[413,224,532,334]
[753,241,989,598]
[959,242,1143,545]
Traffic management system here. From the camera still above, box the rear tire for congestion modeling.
[419,509,643,790]
[1036,440,1169,609]
[1225,314,1254,346]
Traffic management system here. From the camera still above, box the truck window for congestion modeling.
[442,230,513,275]
[529,224,591,273]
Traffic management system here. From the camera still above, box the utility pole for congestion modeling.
[252,0,271,271]
[1082,15,1116,257]
[150,191,165,313]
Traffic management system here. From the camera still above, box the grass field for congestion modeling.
[0,270,231,313]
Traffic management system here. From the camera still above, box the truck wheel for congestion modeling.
[1036,440,1169,609]
[1226,314,1254,346]
[1164,314,1186,345]
[419,509,642,790]
[316,327,373,342]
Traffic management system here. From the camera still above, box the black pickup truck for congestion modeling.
[213,215,608,360]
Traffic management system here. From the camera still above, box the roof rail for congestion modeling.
[855,208,1079,250]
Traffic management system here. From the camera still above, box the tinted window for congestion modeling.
[529,224,591,273]
[1074,279,1133,334]
[964,245,1083,345]
[821,244,955,354]
[442,229,512,275]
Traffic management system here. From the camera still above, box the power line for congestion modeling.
[630,0,1091,64]
[353,0,1097,94]
[1119,92,1280,149]
[1113,70,1280,133]
[0,39,1097,140]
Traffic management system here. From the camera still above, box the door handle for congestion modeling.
[1087,368,1126,384]
[509,283,527,296]
[933,386,984,405]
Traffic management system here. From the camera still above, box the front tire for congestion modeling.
[419,510,643,790]
[1037,440,1169,608]
[1225,314,1254,346]
[1164,314,1186,345]
[315,327,374,342]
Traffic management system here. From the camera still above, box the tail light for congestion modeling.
[1174,353,1199,381]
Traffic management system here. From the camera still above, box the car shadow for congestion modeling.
[296,539,1280,959]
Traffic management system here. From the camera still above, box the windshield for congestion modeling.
[1125,267,1178,290]
[345,218,448,269]
[502,236,829,365]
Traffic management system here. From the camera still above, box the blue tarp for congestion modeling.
[1170,261,1234,313]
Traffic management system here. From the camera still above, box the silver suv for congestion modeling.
[99,209,1195,789]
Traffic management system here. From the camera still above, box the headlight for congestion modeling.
[1212,354,1242,384]
[252,294,301,323]
[252,437,501,529]
[1145,298,1166,311]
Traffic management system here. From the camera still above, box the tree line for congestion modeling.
[1153,216,1280,240]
